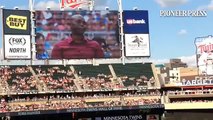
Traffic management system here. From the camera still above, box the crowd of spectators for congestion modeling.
[167,89,213,95]
[0,93,161,113]
[36,11,118,32]
[0,65,158,93]
[76,74,156,91]
[0,65,160,113]
[0,66,38,93]
[167,90,213,104]
[6,91,161,103]
[33,66,77,92]
[118,75,150,88]
[123,98,160,106]
[0,65,157,94]
[171,99,213,103]
[77,74,122,90]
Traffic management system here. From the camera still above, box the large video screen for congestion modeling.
[35,10,120,60]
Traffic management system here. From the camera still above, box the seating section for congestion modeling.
[0,63,161,113]
[2,63,213,114]
[0,91,161,112]
[0,66,38,93]
[74,64,116,90]
[112,63,154,87]
[0,64,155,92]
[32,65,77,91]
[74,64,111,77]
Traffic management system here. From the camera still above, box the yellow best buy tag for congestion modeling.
[6,15,27,30]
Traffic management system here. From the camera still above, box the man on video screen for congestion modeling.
[51,14,104,59]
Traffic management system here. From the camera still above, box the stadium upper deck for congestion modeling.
[0,63,164,119]
[0,63,160,94]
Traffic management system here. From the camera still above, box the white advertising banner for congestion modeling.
[195,35,213,75]
[125,34,150,57]
[4,35,31,59]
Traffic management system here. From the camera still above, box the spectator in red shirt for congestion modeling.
[51,14,104,59]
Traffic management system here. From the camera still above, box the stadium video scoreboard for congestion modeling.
[1,9,150,61]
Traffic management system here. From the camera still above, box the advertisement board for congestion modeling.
[123,10,149,34]
[2,9,31,35]
[125,34,150,57]
[4,35,31,59]
[182,79,213,86]
[195,35,213,75]
[35,10,120,60]
[123,10,150,57]
[2,9,32,60]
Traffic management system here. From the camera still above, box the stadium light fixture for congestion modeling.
[105,6,109,11]
[60,8,65,11]
[78,7,82,10]
[14,6,19,10]
[46,6,51,11]
[133,7,138,10]
[32,49,36,52]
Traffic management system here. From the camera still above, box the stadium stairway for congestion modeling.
[108,64,124,87]
[29,66,48,92]
[112,63,154,88]
[157,74,166,87]
[161,91,169,104]
[69,66,83,91]
[108,65,117,79]
[151,64,161,89]
[0,77,8,95]
[73,64,113,90]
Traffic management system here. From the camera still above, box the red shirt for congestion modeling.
[51,37,104,59]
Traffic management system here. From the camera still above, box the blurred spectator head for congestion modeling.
[35,33,45,54]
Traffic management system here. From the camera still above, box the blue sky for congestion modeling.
[0,0,213,66]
